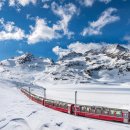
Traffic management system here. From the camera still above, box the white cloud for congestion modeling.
[42,0,50,2]
[68,41,104,54]
[53,42,106,58]
[26,14,36,21]
[42,0,50,8]
[81,8,120,36]
[0,0,5,10]
[79,0,95,7]
[17,50,24,54]
[51,2,77,38]
[99,0,111,4]
[52,46,71,58]
[79,0,111,7]
[27,2,77,44]
[43,3,49,9]
[123,35,130,43]
[9,0,37,7]
[27,18,61,44]
[0,18,25,41]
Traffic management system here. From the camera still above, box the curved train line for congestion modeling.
[21,88,130,124]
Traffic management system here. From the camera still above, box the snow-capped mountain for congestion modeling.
[48,44,130,83]
[1,44,130,84]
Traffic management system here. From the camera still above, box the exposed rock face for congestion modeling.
[59,52,83,61]
[103,44,129,59]
[17,53,34,64]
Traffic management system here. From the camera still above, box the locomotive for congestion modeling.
[21,88,130,124]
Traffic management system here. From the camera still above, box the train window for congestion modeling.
[55,102,59,107]
[64,103,68,108]
[59,102,62,107]
[54,101,60,107]
[80,106,83,111]
[110,109,115,116]
[116,110,122,117]
[91,107,95,113]
[102,108,109,115]
[62,103,65,108]
[46,100,54,105]
[63,104,65,108]
[55,103,58,107]
[57,102,66,108]
[53,101,56,105]
[56,103,59,107]
[46,101,49,104]
[60,102,64,107]
[35,96,39,99]
[80,106,86,112]
[96,108,102,114]
[39,97,43,100]
[51,101,54,105]
[124,113,128,119]
[45,100,49,103]
[86,107,90,112]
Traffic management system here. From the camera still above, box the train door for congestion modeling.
[123,110,129,123]
[68,104,71,114]
[42,99,45,106]
[68,104,74,114]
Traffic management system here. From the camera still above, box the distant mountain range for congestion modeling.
[1,44,130,84]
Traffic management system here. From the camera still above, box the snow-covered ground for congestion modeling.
[0,80,130,130]
[32,81,130,111]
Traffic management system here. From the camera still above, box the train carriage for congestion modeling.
[21,88,31,98]
[31,93,44,105]
[21,88,44,105]
[44,99,74,114]
[73,104,130,123]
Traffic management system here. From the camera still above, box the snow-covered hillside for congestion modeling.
[1,44,130,130]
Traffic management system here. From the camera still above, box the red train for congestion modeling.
[21,88,130,124]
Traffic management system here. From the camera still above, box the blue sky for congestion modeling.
[0,0,130,60]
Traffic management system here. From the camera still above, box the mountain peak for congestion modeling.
[105,44,128,54]
[59,51,83,61]
[16,53,34,64]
